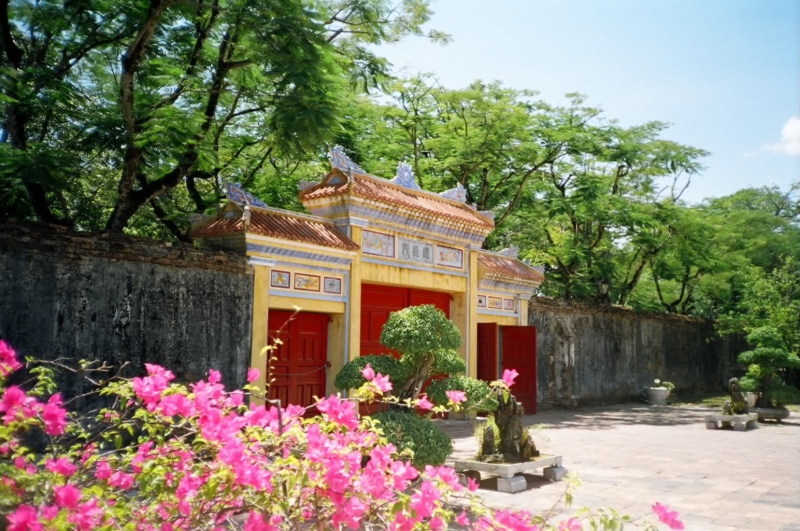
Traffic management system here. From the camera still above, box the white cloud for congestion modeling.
[748,117,800,158]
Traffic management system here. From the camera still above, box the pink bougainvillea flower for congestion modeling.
[0,385,39,423]
[41,505,59,521]
[246,368,260,383]
[360,363,375,381]
[46,457,77,477]
[159,393,194,418]
[455,511,470,526]
[94,460,112,480]
[373,373,393,393]
[244,511,274,531]
[417,394,434,411]
[108,470,135,490]
[467,476,479,492]
[333,496,368,530]
[207,369,222,384]
[316,394,359,430]
[446,390,467,404]
[502,369,519,387]
[42,393,68,436]
[54,484,82,510]
[7,504,43,531]
[67,498,104,531]
[410,480,441,519]
[652,502,685,530]
[558,517,582,531]
[0,340,22,376]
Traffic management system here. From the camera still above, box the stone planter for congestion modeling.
[743,392,757,408]
[449,410,477,421]
[646,387,671,405]
[754,406,790,422]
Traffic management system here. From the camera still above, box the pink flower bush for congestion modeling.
[0,340,681,531]
[0,340,22,376]
[417,394,434,411]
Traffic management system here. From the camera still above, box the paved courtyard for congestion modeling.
[438,404,800,531]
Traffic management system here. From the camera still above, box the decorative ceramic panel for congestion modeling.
[270,270,290,289]
[436,246,464,268]
[398,237,434,265]
[329,146,366,174]
[488,297,503,310]
[294,273,320,292]
[390,162,422,191]
[504,298,515,311]
[323,277,342,294]
[362,230,395,258]
[477,295,487,308]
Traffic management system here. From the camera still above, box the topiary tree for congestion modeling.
[738,327,800,408]
[372,410,453,467]
[379,304,463,400]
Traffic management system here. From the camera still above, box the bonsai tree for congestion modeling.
[378,304,464,400]
[738,327,800,408]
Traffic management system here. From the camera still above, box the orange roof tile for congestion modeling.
[302,173,494,229]
[191,208,358,251]
[478,254,544,283]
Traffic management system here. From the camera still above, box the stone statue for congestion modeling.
[481,423,496,457]
[722,377,749,415]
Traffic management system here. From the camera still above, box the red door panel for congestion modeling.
[477,323,499,382]
[501,326,537,414]
[267,310,328,408]
[360,284,451,357]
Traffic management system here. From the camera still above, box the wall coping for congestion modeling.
[529,296,712,325]
[0,220,251,275]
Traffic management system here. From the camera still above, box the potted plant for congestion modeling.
[738,327,800,422]
[647,379,675,405]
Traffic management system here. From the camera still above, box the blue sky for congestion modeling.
[377,0,800,204]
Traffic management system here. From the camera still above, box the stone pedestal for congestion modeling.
[704,413,758,431]
[543,465,568,482]
[497,476,527,493]
[453,455,566,493]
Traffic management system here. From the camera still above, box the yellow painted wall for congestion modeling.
[249,266,270,405]
[361,261,466,293]
[268,295,344,314]
[327,313,347,395]
[477,313,519,327]
[467,251,479,379]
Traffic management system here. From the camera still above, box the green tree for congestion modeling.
[0,0,444,238]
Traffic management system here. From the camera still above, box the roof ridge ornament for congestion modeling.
[499,244,520,259]
[225,182,267,208]
[298,180,320,192]
[390,161,422,191]
[329,146,366,175]
[479,210,495,221]
[439,182,467,203]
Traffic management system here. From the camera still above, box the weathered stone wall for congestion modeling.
[529,297,748,409]
[0,221,253,397]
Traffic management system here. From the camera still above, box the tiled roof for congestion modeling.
[302,173,494,229]
[478,253,544,283]
[191,207,359,251]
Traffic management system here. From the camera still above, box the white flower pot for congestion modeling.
[647,387,671,405]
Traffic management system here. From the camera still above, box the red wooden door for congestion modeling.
[501,326,537,414]
[360,284,450,357]
[477,323,499,382]
[267,311,328,408]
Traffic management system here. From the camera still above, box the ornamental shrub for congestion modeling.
[0,339,686,531]
[738,326,800,407]
[372,410,453,467]
[426,375,498,412]
[334,355,408,391]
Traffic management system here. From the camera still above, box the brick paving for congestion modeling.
[437,404,800,530]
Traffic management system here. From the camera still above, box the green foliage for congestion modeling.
[373,410,452,467]
[426,376,498,412]
[0,0,444,235]
[736,325,800,407]
[380,305,461,363]
[334,355,408,391]
[429,349,467,376]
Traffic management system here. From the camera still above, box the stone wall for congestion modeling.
[529,297,748,409]
[0,221,253,398]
